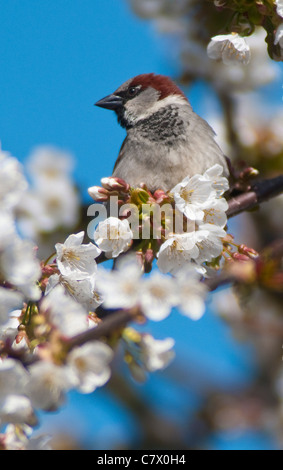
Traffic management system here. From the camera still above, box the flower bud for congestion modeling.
[101,176,130,192]
[41,262,56,275]
[40,277,50,290]
[239,167,259,180]
[232,252,250,261]
[153,189,171,204]
[88,185,110,201]
[238,244,258,259]
[223,233,234,244]
[144,248,154,265]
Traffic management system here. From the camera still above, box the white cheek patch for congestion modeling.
[146,95,188,116]
[124,94,188,125]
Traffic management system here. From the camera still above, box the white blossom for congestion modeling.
[0,210,16,250]
[0,288,23,325]
[41,284,90,337]
[55,231,101,280]
[158,165,228,272]
[205,28,279,92]
[0,424,28,450]
[274,23,283,49]
[0,148,28,211]
[66,275,103,312]
[0,395,36,426]
[46,273,103,312]
[96,256,142,309]
[26,146,75,184]
[93,217,133,258]
[15,146,80,253]
[17,180,80,238]
[157,224,225,273]
[207,33,251,65]
[211,288,244,322]
[143,4,278,92]
[0,309,29,353]
[0,359,29,399]
[140,335,175,372]
[0,425,51,451]
[66,341,113,394]
[192,223,226,264]
[203,164,230,197]
[26,361,75,411]
[202,198,228,228]
[157,232,199,274]
[0,237,42,300]
[171,165,228,227]
[175,267,207,320]
[0,309,21,341]
[139,271,177,321]
[171,174,216,221]
[275,0,283,18]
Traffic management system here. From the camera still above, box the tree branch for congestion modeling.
[66,309,135,351]
[227,175,283,218]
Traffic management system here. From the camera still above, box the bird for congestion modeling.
[95,73,228,193]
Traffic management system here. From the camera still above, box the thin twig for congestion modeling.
[65,309,136,351]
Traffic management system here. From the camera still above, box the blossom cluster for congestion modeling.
[207,0,283,64]
[2,134,270,450]
[0,148,41,305]
[158,164,229,274]
[97,256,207,322]
[0,147,114,448]
[0,227,178,447]
[2,145,209,448]
[16,146,80,258]
[88,164,229,275]
[129,0,282,93]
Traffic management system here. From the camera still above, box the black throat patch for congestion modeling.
[133,105,186,144]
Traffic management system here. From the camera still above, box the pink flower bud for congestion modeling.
[101,176,130,192]
[232,252,250,261]
[40,277,50,289]
[41,263,56,275]
[153,189,171,204]
[239,167,259,179]
[88,185,110,201]
[120,207,132,217]
[144,248,154,265]
[238,244,258,259]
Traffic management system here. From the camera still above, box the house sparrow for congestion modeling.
[95,73,228,192]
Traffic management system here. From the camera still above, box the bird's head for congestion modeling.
[94,73,188,129]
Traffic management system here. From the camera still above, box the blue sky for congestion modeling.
[0,0,170,196]
[1,1,281,196]
[1,0,280,450]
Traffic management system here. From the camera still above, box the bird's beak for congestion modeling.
[94,94,123,110]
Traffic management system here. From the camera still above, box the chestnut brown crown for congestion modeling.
[125,73,187,101]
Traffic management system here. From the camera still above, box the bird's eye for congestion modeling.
[127,86,138,97]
